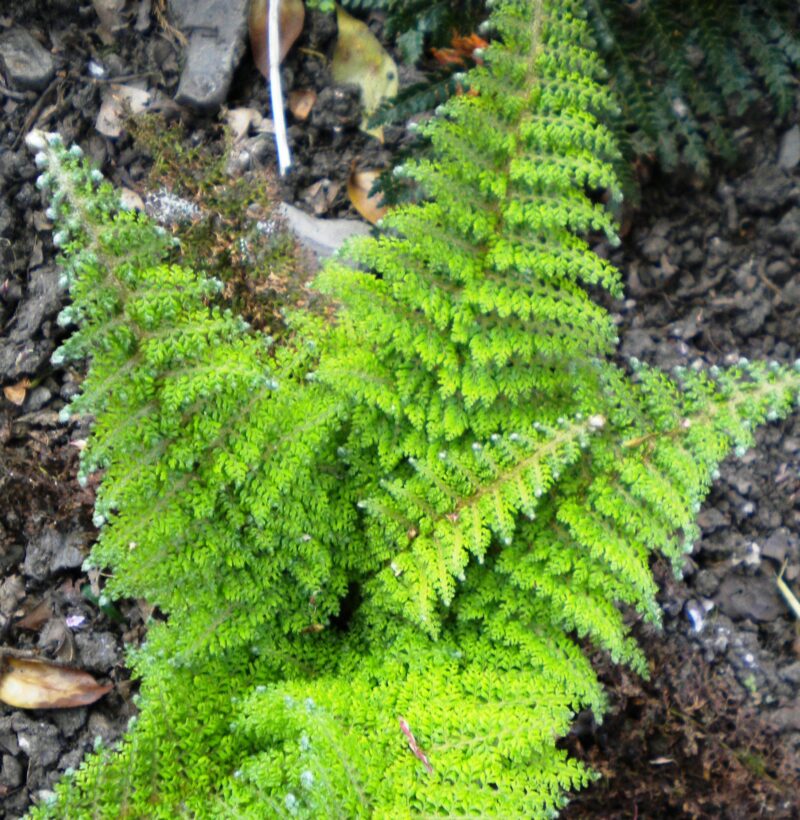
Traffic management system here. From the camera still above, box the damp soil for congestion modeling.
[1,2,799,818]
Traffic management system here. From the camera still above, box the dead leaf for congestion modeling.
[120,188,145,212]
[3,378,30,406]
[16,599,53,632]
[38,618,76,663]
[451,33,488,56]
[288,88,316,120]
[302,178,341,215]
[347,168,387,224]
[249,0,305,78]
[0,653,112,709]
[87,567,102,598]
[331,6,398,142]
[431,32,488,67]
[96,84,152,138]
[224,106,267,142]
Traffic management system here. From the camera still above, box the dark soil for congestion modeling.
[1,2,799,818]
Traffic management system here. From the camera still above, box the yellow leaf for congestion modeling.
[332,6,398,142]
[0,653,112,710]
[347,167,388,224]
[3,378,30,406]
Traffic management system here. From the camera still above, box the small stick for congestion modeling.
[776,559,800,620]
[398,717,433,773]
[12,77,59,150]
[268,0,291,175]
[0,82,32,101]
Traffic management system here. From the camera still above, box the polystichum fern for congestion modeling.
[26,0,800,816]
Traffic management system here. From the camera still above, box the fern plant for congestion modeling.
[368,0,799,192]
[586,0,800,175]
[26,0,800,816]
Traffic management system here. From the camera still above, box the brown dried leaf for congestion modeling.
[249,0,305,79]
[16,599,53,632]
[288,88,316,120]
[347,168,387,225]
[96,84,152,138]
[87,567,102,598]
[0,654,112,709]
[3,378,31,406]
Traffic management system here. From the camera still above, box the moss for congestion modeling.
[129,114,320,335]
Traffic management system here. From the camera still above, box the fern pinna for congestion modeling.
[27,0,800,816]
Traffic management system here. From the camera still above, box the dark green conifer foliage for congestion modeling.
[26,1,800,816]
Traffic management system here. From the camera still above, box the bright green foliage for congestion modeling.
[26,1,800,816]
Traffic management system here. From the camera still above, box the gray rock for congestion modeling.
[169,0,250,110]
[693,568,719,597]
[0,574,25,617]
[734,296,770,337]
[87,711,118,746]
[737,166,796,214]
[769,704,800,733]
[75,631,120,672]
[0,541,23,575]
[716,574,784,623]
[0,28,55,91]
[0,716,20,756]
[11,715,61,768]
[0,753,24,788]
[762,528,794,563]
[0,266,61,381]
[23,529,85,581]
[51,707,88,739]
[640,234,668,263]
[766,259,792,284]
[779,661,800,686]
[24,385,52,413]
[57,747,84,772]
[279,202,371,261]
[697,507,729,534]
[769,207,800,254]
[778,125,800,171]
[50,542,85,574]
